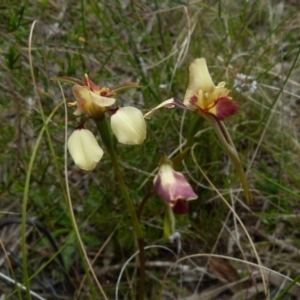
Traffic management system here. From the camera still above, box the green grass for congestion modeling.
[0,0,300,299]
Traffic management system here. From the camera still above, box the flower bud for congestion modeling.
[67,128,104,170]
[154,160,197,214]
[110,106,146,145]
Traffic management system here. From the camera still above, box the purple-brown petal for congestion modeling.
[214,97,239,120]
[172,200,189,215]
[153,163,198,206]
[84,74,102,92]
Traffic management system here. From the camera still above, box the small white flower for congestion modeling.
[67,128,104,170]
[110,106,146,145]
[233,73,257,94]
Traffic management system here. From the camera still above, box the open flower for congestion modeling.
[145,59,252,204]
[67,127,104,170]
[184,58,238,120]
[66,74,147,169]
[69,74,116,118]
[144,58,238,120]
[154,157,198,214]
[69,74,146,145]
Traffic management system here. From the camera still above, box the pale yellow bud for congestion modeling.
[67,128,104,170]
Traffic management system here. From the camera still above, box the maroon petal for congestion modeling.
[173,200,189,215]
[214,97,239,120]
[84,74,102,92]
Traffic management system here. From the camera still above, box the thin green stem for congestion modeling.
[137,188,155,222]
[273,273,300,300]
[95,117,145,300]
[163,204,176,240]
[171,115,202,169]
[204,114,252,204]
[95,118,143,238]
[21,101,63,299]
[172,113,252,204]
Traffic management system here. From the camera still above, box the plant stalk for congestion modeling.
[95,117,145,300]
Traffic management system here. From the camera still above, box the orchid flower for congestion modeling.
[144,58,238,120]
[67,127,104,171]
[69,74,116,118]
[66,74,146,170]
[154,157,198,214]
[111,106,146,145]
[145,58,252,204]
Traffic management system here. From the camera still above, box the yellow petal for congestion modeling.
[68,128,103,171]
[90,91,116,107]
[184,58,215,107]
[72,85,116,116]
[111,106,147,145]
[67,129,104,170]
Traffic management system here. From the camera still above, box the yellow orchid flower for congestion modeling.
[184,58,238,120]
[144,58,238,120]
[66,74,147,170]
[69,74,116,118]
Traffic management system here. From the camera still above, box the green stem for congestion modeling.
[273,273,300,300]
[171,115,202,169]
[204,114,252,204]
[163,204,175,240]
[137,188,155,222]
[21,102,63,300]
[94,117,145,299]
[95,118,143,238]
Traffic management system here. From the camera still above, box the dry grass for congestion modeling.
[0,0,300,299]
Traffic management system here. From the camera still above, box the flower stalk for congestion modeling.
[163,204,176,240]
[94,117,146,300]
[94,117,144,238]
[204,114,253,204]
